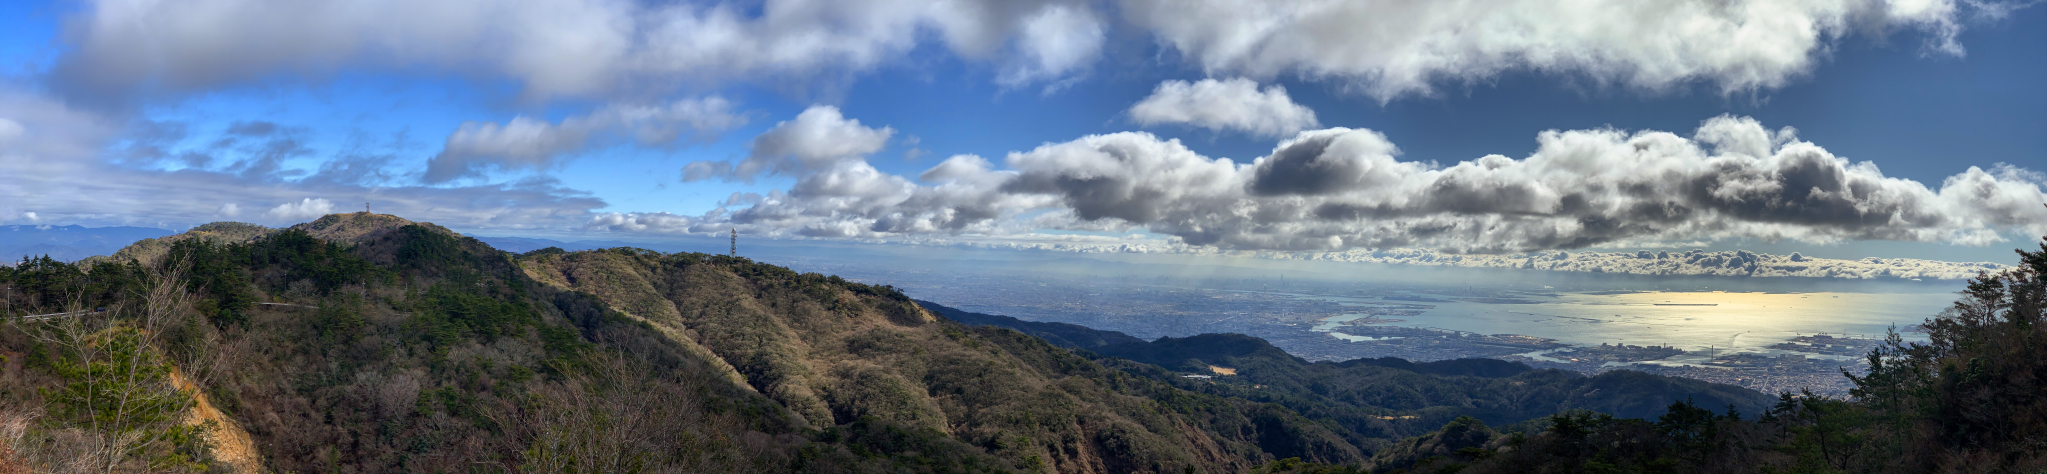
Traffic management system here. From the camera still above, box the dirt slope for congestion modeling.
[170,367,259,474]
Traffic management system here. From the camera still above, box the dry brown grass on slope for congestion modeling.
[518,250,683,326]
[663,263,836,429]
[288,212,446,243]
[516,252,755,393]
[89,212,429,267]
[98,221,276,265]
[527,251,1278,473]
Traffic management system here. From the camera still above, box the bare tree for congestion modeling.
[26,262,241,473]
[515,353,655,473]
[508,350,752,474]
[0,405,110,474]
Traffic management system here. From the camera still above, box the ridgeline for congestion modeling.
[0,213,2037,473]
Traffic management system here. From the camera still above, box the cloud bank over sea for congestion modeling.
[607,112,2047,257]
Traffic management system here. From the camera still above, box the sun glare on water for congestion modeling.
[1316,290,1954,362]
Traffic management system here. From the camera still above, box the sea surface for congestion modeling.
[1288,290,1955,364]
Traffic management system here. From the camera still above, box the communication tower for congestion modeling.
[730,229,737,257]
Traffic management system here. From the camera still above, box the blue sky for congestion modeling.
[1,0,2043,268]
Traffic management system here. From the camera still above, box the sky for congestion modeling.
[1,0,2044,271]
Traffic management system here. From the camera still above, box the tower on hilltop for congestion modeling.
[730,229,736,257]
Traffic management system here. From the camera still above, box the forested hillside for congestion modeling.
[0,214,1357,473]
[513,243,1364,472]
[1,213,2037,473]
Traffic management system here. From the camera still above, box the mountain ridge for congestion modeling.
[3,212,1966,473]
[6,214,1372,472]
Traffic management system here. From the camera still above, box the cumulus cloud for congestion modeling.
[1245,128,1405,196]
[52,0,1106,102]
[999,4,1108,89]
[265,198,335,221]
[683,105,894,182]
[615,148,1055,238]
[1120,0,1990,99]
[50,0,2010,103]
[1128,78,1320,137]
[426,97,743,182]
[640,111,2047,256]
[1309,248,2010,281]
[586,211,697,234]
[930,237,2014,280]
[752,229,2014,280]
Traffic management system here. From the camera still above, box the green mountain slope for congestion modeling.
[2,214,1365,473]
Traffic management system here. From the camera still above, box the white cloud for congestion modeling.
[21,212,38,223]
[1128,78,1320,137]
[627,111,2047,258]
[425,97,743,182]
[265,198,335,222]
[0,86,608,231]
[586,211,695,233]
[216,203,240,217]
[0,118,24,145]
[683,105,894,182]
[53,0,1107,102]
[999,4,1107,88]
[1119,0,1990,100]
[50,0,2006,103]
[1309,248,2009,281]
[428,117,585,182]
[22,67,2042,258]
[769,232,2015,280]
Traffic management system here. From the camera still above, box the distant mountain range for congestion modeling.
[919,300,1774,424]
[0,224,172,264]
[465,235,652,254]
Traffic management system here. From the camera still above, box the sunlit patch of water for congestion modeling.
[1291,290,1948,364]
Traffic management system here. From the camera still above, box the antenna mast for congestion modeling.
[730,228,737,257]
